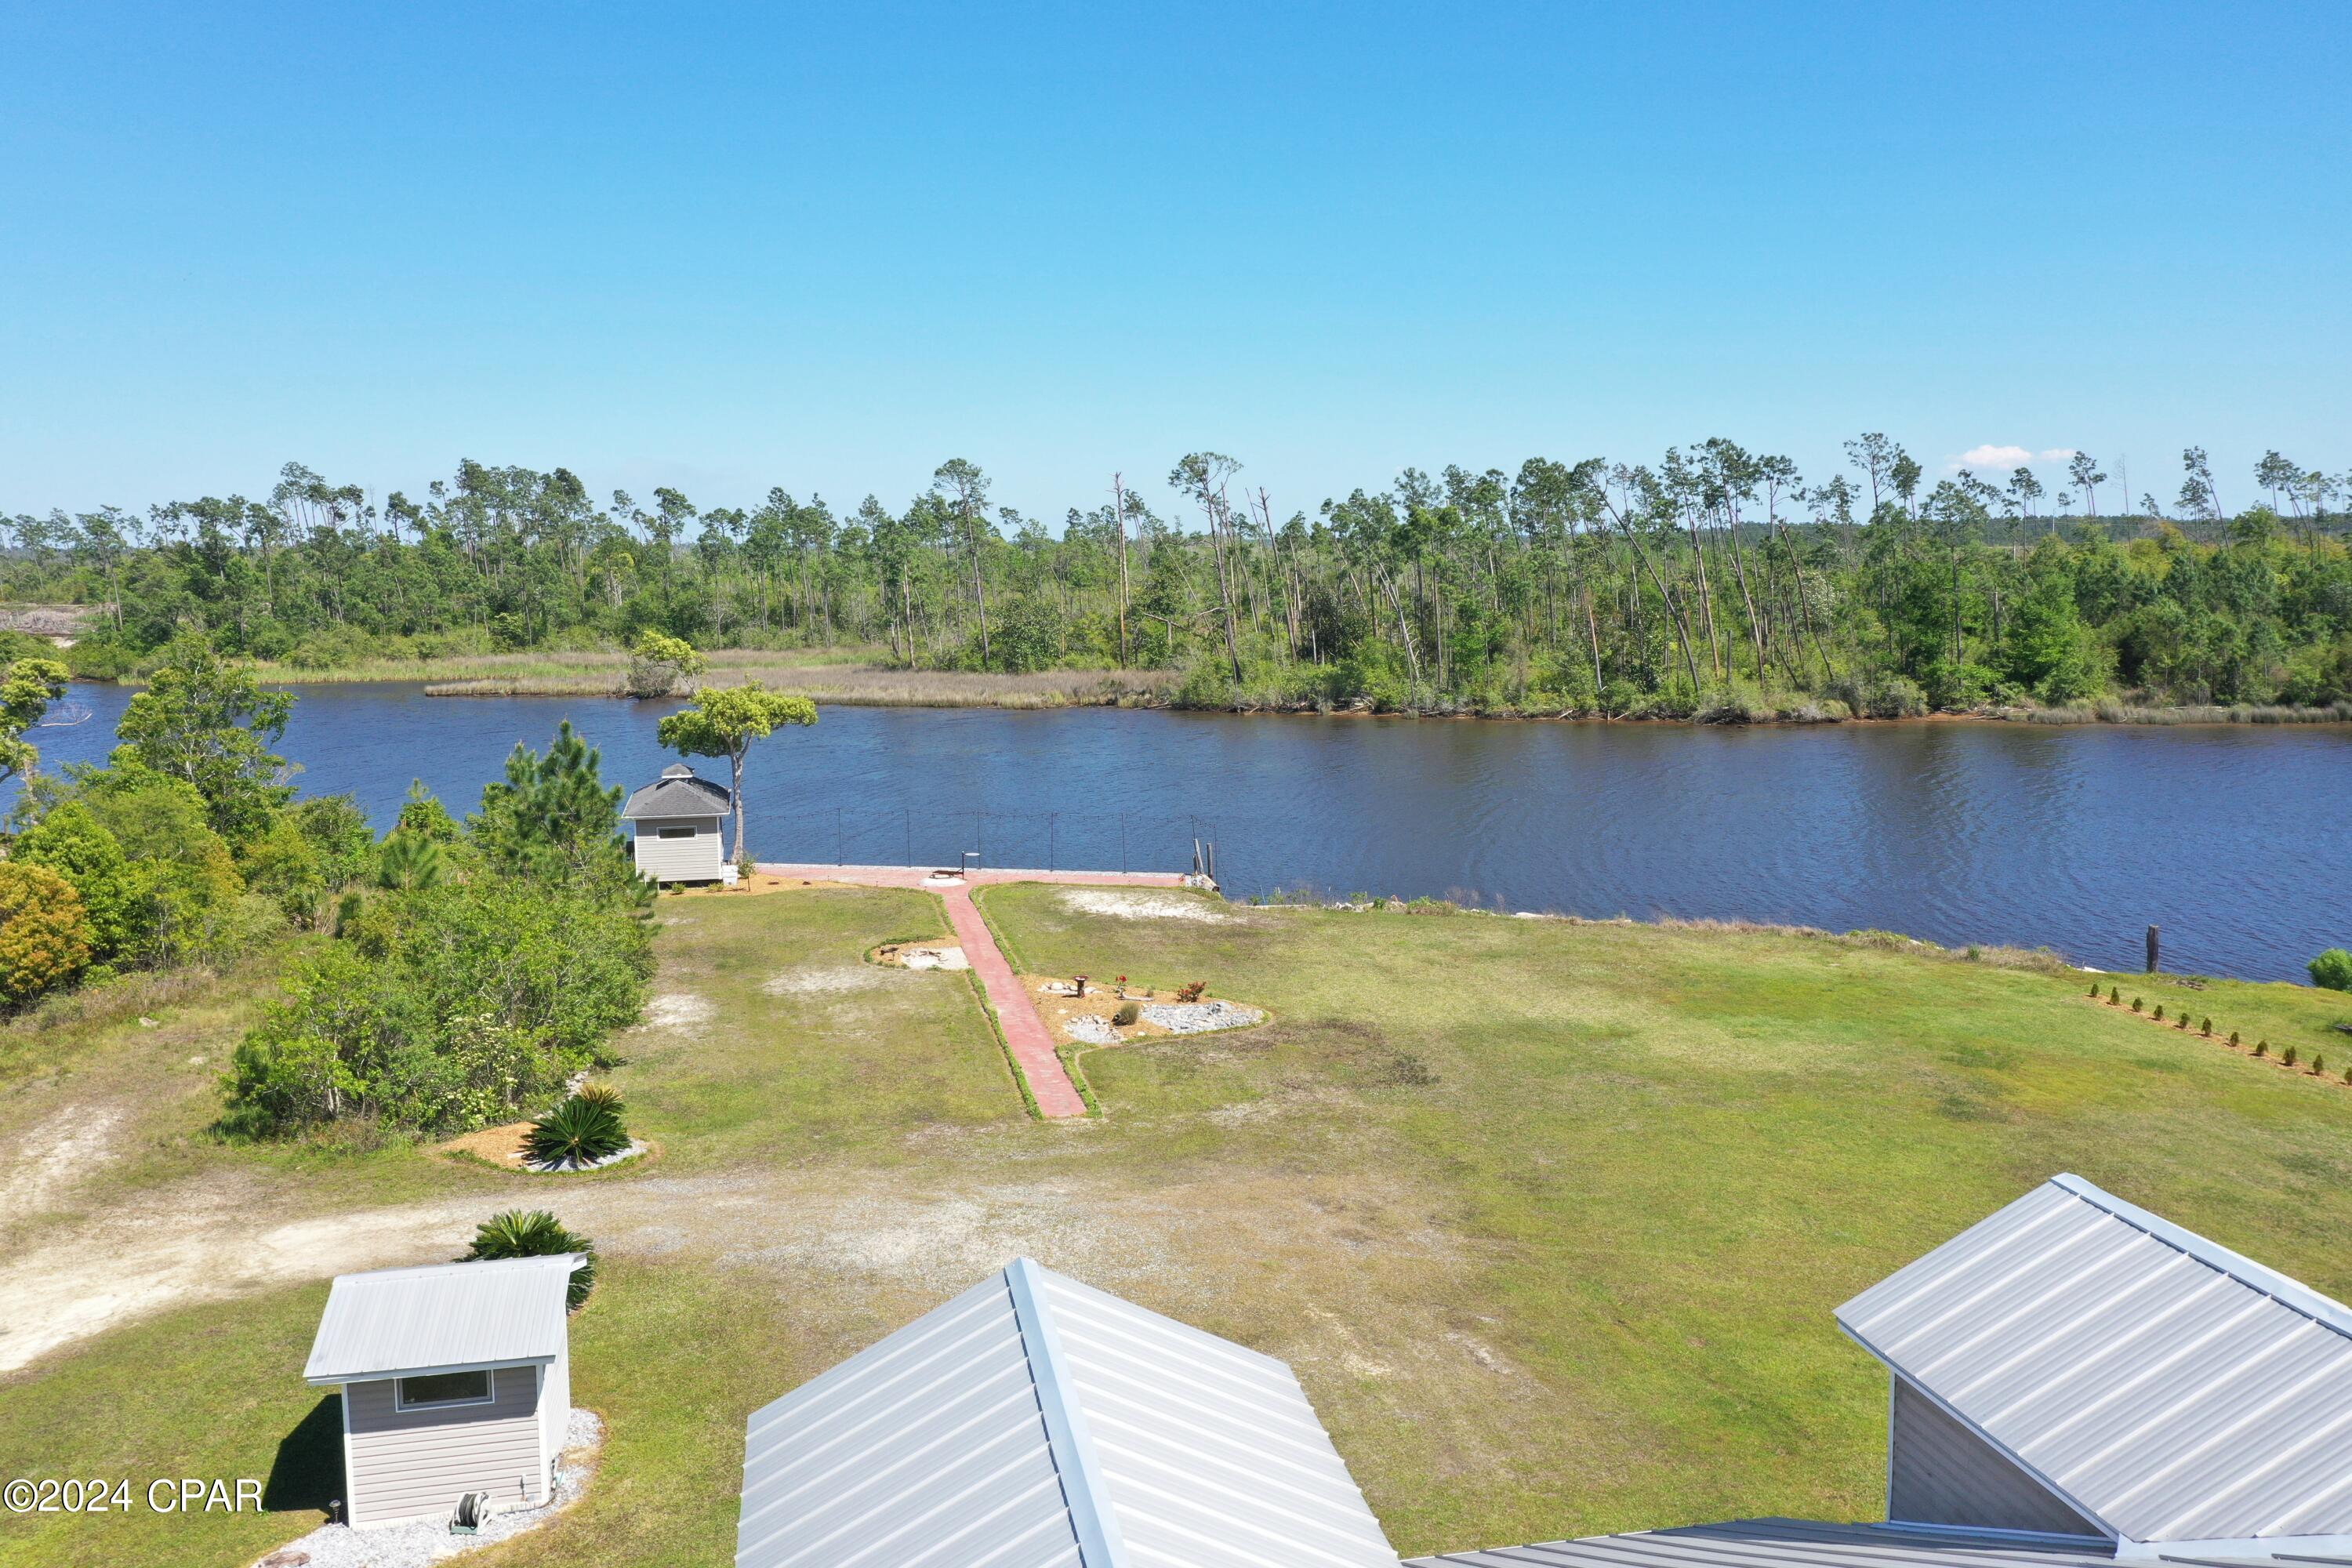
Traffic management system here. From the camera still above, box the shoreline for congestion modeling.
[61,662,2352,728]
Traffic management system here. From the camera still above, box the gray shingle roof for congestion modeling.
[623,764,730,819]
[735,1258,1400,1568]
[1836,1175,2352,1547]
[303,1255,579,1384]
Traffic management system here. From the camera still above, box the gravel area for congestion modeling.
[252,1410,603,1568]
[1063,1014,1120,1044]
[1139,1000,1265,1034]
[898,946,969,971]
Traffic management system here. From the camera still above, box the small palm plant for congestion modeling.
[462,1209,597,1308]
[525,1093,630,1170]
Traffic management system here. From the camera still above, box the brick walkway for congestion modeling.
[757,862,1190,1119]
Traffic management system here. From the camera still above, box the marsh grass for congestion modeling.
[2024,700,2352,725]
[419,656,1176,707]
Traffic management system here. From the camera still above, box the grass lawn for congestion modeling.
[6,884,2352,1566]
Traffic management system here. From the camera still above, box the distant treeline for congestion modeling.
[8,439,2352,717]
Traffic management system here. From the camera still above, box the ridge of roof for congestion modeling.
[330,1253,583,1285]
[1005,1257,1131,1568]
[2049,1174,2352,1344]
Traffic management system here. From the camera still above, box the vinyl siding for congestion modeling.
[633,817,724,882]
[343,1365,546,1526]
[1889,1375,2102,1537]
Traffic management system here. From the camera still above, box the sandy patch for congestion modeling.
[1058,888,1236,923]
[641,993,716,1029]
[0,1106,124,1220]
[0,1182,484,1374]
[762,966,889,996]
[438,1120,533,1167]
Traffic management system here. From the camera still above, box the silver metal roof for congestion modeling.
[736,1258,1400,1568]
[1403,1516,2352,1568]
[303,1254,579,1385]
[623,764,730,819]
[1837,1175,2352,1547]
[1406,1518,2133,1568]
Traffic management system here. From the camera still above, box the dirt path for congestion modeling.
[757,863,1190,1119]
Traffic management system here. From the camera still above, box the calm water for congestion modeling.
[33,682,2352,980]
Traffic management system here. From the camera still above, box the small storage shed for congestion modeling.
[736,1256,1401,1568]
[623,762,732,884]
[303,1254,583,1528]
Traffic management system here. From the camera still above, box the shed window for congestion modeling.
[655,826,699,839]
[394,1370,495,1410]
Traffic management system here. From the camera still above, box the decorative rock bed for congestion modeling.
[528,1138,649,1174]
[1064,1014,1120,1044]
[252,1410,603,1568]
[1140,1000,1265,1034]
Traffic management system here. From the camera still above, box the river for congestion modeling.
[31,682,2352,981]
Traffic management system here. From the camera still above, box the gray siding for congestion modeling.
[1889,1376,2100,1537]
[343,1365,545,1527]
[634,816,724,882]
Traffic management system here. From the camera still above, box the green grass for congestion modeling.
[8,884,2352,1565]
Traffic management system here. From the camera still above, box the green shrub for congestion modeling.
[2153,1004,2164,1022]
[2255,1040,2269,1057]
[2230,1030,2241,1046]
[1112,1000,1141,1026]
[2176,1012,2189,1030]
[2108,985,2120,1004]
[14,803,139,964]
[2311,949,2352,991]
[0,862,93,1005]
[2088,981,2100,996]
[461,1210,596,1308]
[2201,1018,2212,1036]
[1176,979,1207,1002]
[2314,1054,2326,1076]
[2132,996,2143,1012]
[524,1094,630,1167]
[2283,1046,2299,1068]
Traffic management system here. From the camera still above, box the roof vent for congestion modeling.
[661,763,694,779]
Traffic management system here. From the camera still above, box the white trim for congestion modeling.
[307,1354,552,1388]
[393,1368,497,1412]
[534,1363,550,1501]
[338,1380,354,1526]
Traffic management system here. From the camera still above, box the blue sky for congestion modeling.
[3,2,2346,526]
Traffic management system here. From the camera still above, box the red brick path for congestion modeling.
[757,863,1189,1119]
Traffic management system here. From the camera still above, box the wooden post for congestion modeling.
[2146,924,2161,974]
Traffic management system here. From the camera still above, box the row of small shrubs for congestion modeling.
[2089,982,2348,1083]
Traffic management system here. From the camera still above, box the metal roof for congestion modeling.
[1837,1175,2352,1548]
[623,764,730,819]
[1404,1515,2352,1568]
[736,1258,1400,1568]
[303,1255,579,1385]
